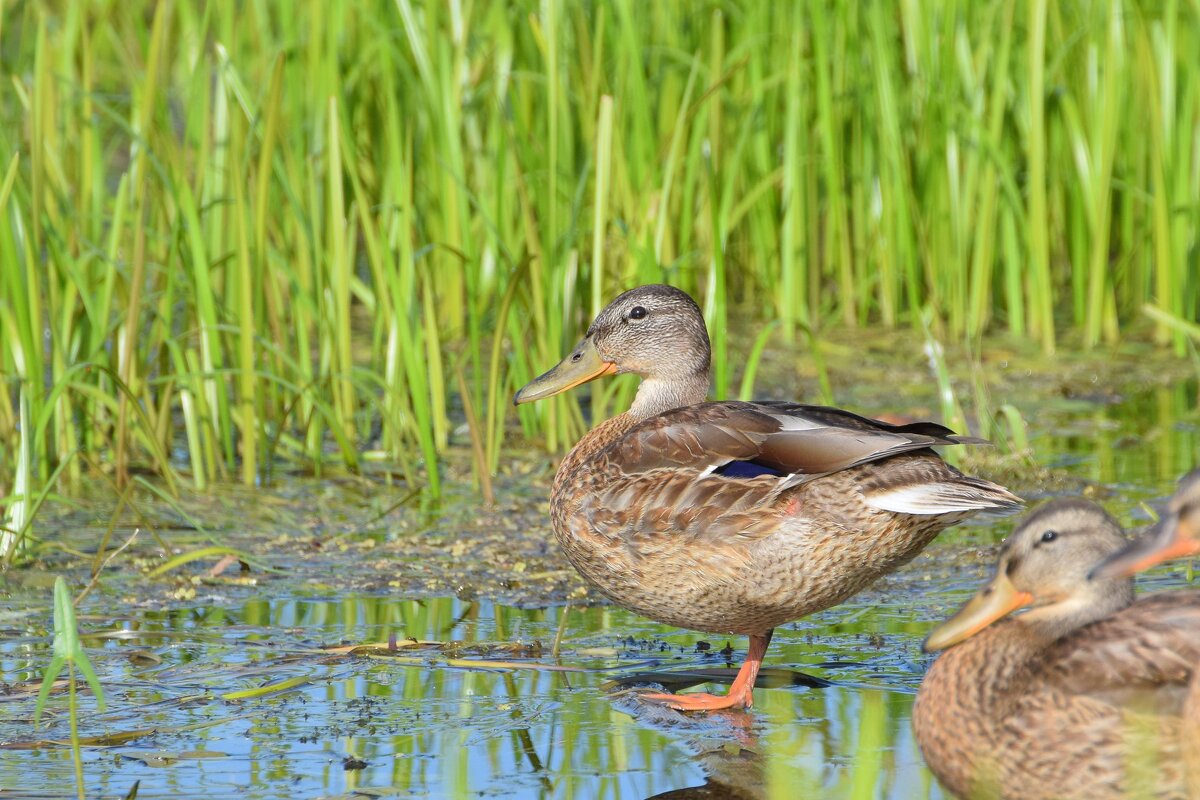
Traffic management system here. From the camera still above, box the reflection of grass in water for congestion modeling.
[0,594,913,796]
[9,589,1200,797]
[845,692,886,799]
[763,686,933,799]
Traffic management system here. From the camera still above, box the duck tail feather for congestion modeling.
[864,478,1023,515]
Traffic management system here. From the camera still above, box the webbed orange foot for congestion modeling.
[639,688,754,711]
[636,630,773,713]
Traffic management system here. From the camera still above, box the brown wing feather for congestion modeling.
[1036,591,1200,700]
[605,400,980,478]
[565,402,1017,578]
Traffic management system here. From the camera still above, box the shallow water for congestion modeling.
[0,593,941,799]
[1,341,1197,799]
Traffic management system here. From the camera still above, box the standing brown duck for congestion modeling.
[1091,468,1200,580]
[913,499,1200,799]
[514,284,1020,711]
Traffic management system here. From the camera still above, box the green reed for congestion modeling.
[1,1,1198,548]
[35,577,107,800]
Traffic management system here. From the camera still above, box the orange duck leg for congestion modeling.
[640,631,773,711]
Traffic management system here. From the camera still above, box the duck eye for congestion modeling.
[1040,530,1058,543]
[629,306,647,320]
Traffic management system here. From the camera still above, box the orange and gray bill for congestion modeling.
[1088,511,1199,580]
[514,336,617,405]
[924,571,1034,652]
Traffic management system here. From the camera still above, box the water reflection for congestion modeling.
[1032,381,1199,489]
[643,744,762,799]
[2,563,1194,797]
[0,590,952,799]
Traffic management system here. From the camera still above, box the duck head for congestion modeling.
[514,285,711,418]
[1088,468,1200,580]
[924,499,1135,652]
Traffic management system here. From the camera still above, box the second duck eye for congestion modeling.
[1041,530,1058,543]
[629,306,647,320]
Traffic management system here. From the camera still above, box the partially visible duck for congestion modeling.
[913,499,1200,799]
[1090,468,1200,798]
[1090,468,1200,580]
[514,284,1020,711]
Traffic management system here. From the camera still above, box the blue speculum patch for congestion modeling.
[714,460,785,479]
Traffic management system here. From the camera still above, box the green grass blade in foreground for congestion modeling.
[2,389,32,557]
[32,653,66,728]
[1143,304,1200,342]
[36,577,107,726]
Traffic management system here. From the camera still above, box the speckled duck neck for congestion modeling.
[552,370,707,503]
[551,362,708,513]
[1016,582,1134,642]
[627,371,709,421]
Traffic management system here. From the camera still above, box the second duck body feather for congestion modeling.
[914,500,1200,799]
